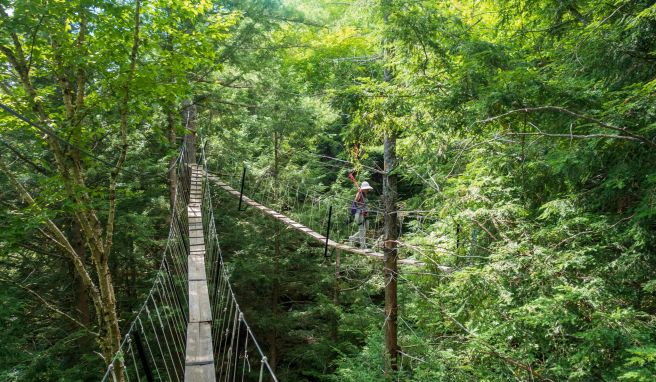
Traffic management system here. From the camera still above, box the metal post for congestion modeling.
[238,166,246,211]
[133,330,155,382]
[324,205,333,258]
[456,223,461,253]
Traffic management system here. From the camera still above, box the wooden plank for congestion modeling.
[189,236,204,246]
[188,280,212,323]
[190,244,205,253]
[307,232,325,240]
[189,230,204,239]
[188,255,206,281]
[184,364,215,382]
[185,322,214,365]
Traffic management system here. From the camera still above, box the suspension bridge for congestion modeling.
[101,135,278,382]
[100,129,444,382]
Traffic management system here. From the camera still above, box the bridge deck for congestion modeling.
[207,174,430,267]
[185,165,216,382]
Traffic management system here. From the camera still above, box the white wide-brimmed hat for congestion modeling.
[360,181,373,190]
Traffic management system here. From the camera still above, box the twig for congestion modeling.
[472,219,499,241]
[0,277,98,336]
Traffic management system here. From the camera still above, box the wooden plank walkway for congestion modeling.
[185,165,216,382]
[207,174,435,267]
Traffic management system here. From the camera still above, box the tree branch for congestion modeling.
[472,219,498,241]
[268,15,325,28]
[0,277,98,336]
[0,161,103,321]
[0,135,51,175]
[477,106,656,148]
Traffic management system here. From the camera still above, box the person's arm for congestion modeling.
[348,171,360,188]
[353,189,363,204]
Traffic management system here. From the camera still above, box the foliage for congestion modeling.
[2,0,656,381]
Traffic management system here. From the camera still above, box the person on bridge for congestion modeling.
[348,172,374,249]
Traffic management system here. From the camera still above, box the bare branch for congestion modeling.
[0,161,102,317]
[472,219,498,241]
[0,277,98,336]
[505,131,643,142]
[477,106,656,148]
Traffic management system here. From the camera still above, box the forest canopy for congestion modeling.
[1,0,656,381]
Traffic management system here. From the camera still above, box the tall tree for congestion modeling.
[0,1,142,370]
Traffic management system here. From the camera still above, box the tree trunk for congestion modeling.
[127,237,136,304]
[269,130,281,378]
[72,221,91,328]
[71,220,92,353]
[183,100,197,165]
[383,131,400,376]
[382,1,399,375]
[0,2,139,379]
[331,250,341,343]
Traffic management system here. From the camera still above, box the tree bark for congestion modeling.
[183,100,197,165]
[382,2,399,374]
[72,220,91,328]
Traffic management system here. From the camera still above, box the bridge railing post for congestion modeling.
[324,205,333,258]
[238,166,247,211]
